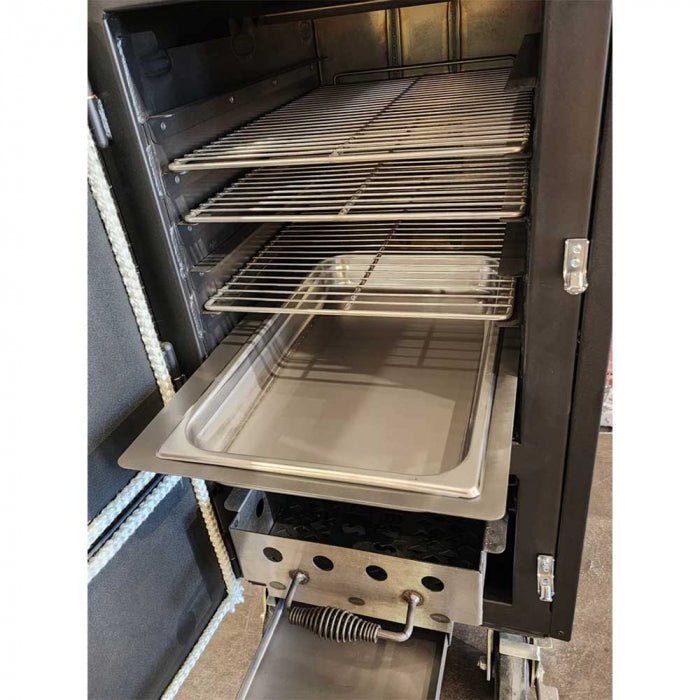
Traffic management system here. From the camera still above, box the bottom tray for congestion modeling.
[159,314,498,498]
[120,315,518,519]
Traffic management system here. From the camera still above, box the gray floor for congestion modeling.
[178,433,612,700]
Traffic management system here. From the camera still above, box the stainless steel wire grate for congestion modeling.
[204,222,515,320]
[169,67,532,171]
[186,157,529,223]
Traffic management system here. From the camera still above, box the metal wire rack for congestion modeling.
[204,222,515,320]
[186,157,529,223]
[169,66,532,171]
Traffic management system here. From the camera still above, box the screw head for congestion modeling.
[174,175,180,184]
[570,259,581,269]
[160,122,167,131]
[572,244,582,254]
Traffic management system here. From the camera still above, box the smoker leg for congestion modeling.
[482,632,560,700]
[494,638,530,700]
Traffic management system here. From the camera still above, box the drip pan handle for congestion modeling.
[284,570,423,644]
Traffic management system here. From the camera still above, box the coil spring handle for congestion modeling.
[284,570,423,644]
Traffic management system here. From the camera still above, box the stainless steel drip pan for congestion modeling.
[158,314,499,498]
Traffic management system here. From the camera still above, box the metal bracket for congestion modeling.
[88,93,112,149]
[479,633,559,699]
[499,632,552,662]
[563,239,590,295]
[483,516,508,554]
[499,634,559,700]
[537,555,555,602]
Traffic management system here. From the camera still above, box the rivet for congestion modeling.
[160,122,167,131]
[570,259,581,269]
[572,244,582,254]
[174,176,180,184]
[229,96,235,104]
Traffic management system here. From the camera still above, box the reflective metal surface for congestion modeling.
[158,315,499,499]
[237,600,448,700]
[562,238,589,295]
[120,318,517,520]
[185,157,529,222]
[232,530,483,629]
[204,222,515,320]
[169,64,532,170]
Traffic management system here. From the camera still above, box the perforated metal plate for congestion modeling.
[231,530,485,631]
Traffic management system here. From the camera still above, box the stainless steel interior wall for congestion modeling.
[313,0,542,83]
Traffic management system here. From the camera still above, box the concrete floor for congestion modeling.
[178,433,612,700]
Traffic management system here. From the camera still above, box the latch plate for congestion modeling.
[563,239,590,295]
[537,554,555,602]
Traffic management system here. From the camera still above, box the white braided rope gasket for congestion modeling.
[87,471,157,548]
[190,478,237,595]
[88,475,182,583]
[87,132,174,405]
[88,130,241,697]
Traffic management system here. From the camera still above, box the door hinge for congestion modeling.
[563,239,589,295]
[161,341,186,390]
[537,554,555,602]
[88,93,112,149]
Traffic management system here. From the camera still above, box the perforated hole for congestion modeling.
[263,547,283,563]
[366,565,388,581]
[430,613,450,624]
[313,555,334,571]
[348,597,365,606]
[421,576,445,592]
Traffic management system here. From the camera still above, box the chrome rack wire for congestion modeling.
[204,222,515,320]
[185,157,529,223]
[169,65,532,171]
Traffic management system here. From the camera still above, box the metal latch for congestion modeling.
[563,239,589,295]
[537,555,555,602]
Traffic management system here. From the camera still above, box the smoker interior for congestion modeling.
[110,0,541,353]
[110,0,544,631]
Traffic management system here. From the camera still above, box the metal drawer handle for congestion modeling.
[283,570,423,644]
